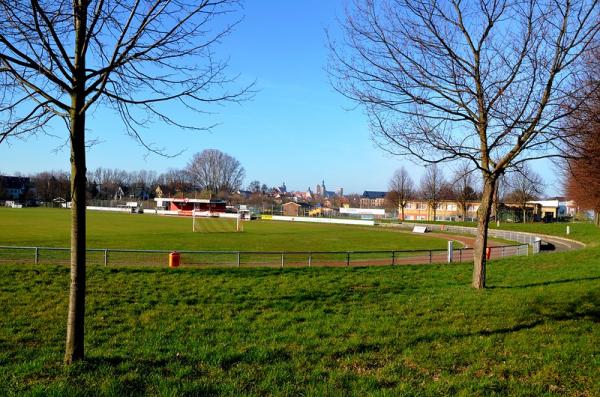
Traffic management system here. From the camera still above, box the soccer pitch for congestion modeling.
[0,208,450,252]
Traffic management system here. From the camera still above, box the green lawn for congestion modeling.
[0,208,449,252]
[1,248,599,395]
[1,208,599,395]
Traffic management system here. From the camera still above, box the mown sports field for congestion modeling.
[0,208,598,395]
[0,208,450,252]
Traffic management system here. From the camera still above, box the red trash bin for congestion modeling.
[169,251,180,268]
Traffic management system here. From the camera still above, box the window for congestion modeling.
[416,202,426,210]
[447,203,457,211]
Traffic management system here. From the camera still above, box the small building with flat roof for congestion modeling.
[154,197,226,215]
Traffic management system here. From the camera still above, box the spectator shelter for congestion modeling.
[154,198,226,216]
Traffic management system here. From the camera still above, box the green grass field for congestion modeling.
[0,208,450,252]
[0,208,598,395]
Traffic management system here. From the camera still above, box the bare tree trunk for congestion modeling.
[523,207,527,223]
[473,176,496,289]
[65,1,87,364]
[595,211,600,227]
[401,205,405,221]
[492,181,499,221]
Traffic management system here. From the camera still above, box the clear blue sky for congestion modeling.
[0,1,560,195]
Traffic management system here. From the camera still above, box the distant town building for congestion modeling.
[282,201,312,217]
[0,176,30,200]
[276,182,287,194]
[360,191,387,208]
[306,187,313,199]
[291,188,313,202]
[401,198,578,222]
[113,186,125,200]
[235,189,252,199]
[403,200,479,221]
[527,198,578,222]
[314,180,339,199]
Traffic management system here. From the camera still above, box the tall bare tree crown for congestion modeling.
[330,0,600,175]
[186,149,245,194]
[0,0,250,150]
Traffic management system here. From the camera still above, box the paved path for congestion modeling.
[533,233,586,253]
[424,232,504,249]
[383,223,586,254]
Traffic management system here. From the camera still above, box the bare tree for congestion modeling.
[247,180,261,193]
[505,165,544,222]
[388,166,414,220]
[0,0,248,363]
[330,0,600,288]
[420,164,445,221]
[32,171,70,203]
[562,46,600,226]
[157,168,193,197]
[384,190,399,215]
[567,160,600,225]
[186,149,245,195]
[452,162,480,220]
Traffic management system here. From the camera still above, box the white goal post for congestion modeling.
[192,210,243,232]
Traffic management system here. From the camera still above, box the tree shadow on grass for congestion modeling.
[409,289,600,346]
[489,276,600,289]
[67,354,219,395]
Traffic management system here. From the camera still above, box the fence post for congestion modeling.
[34,247,39,265]
[391,251,395,266]
[429,250,432,263]
[104,249,108,266]
[237,252,240,267]
[459,249,462,262]
[447,241,454,263]
[346,252,350,266]
[533,238,541,254]
[308,253,312,267]
[281,253,284,268]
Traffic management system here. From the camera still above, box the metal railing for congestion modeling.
[0,243,528,268]
[385,222,545,252]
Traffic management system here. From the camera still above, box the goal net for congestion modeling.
[192,211,243,233]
